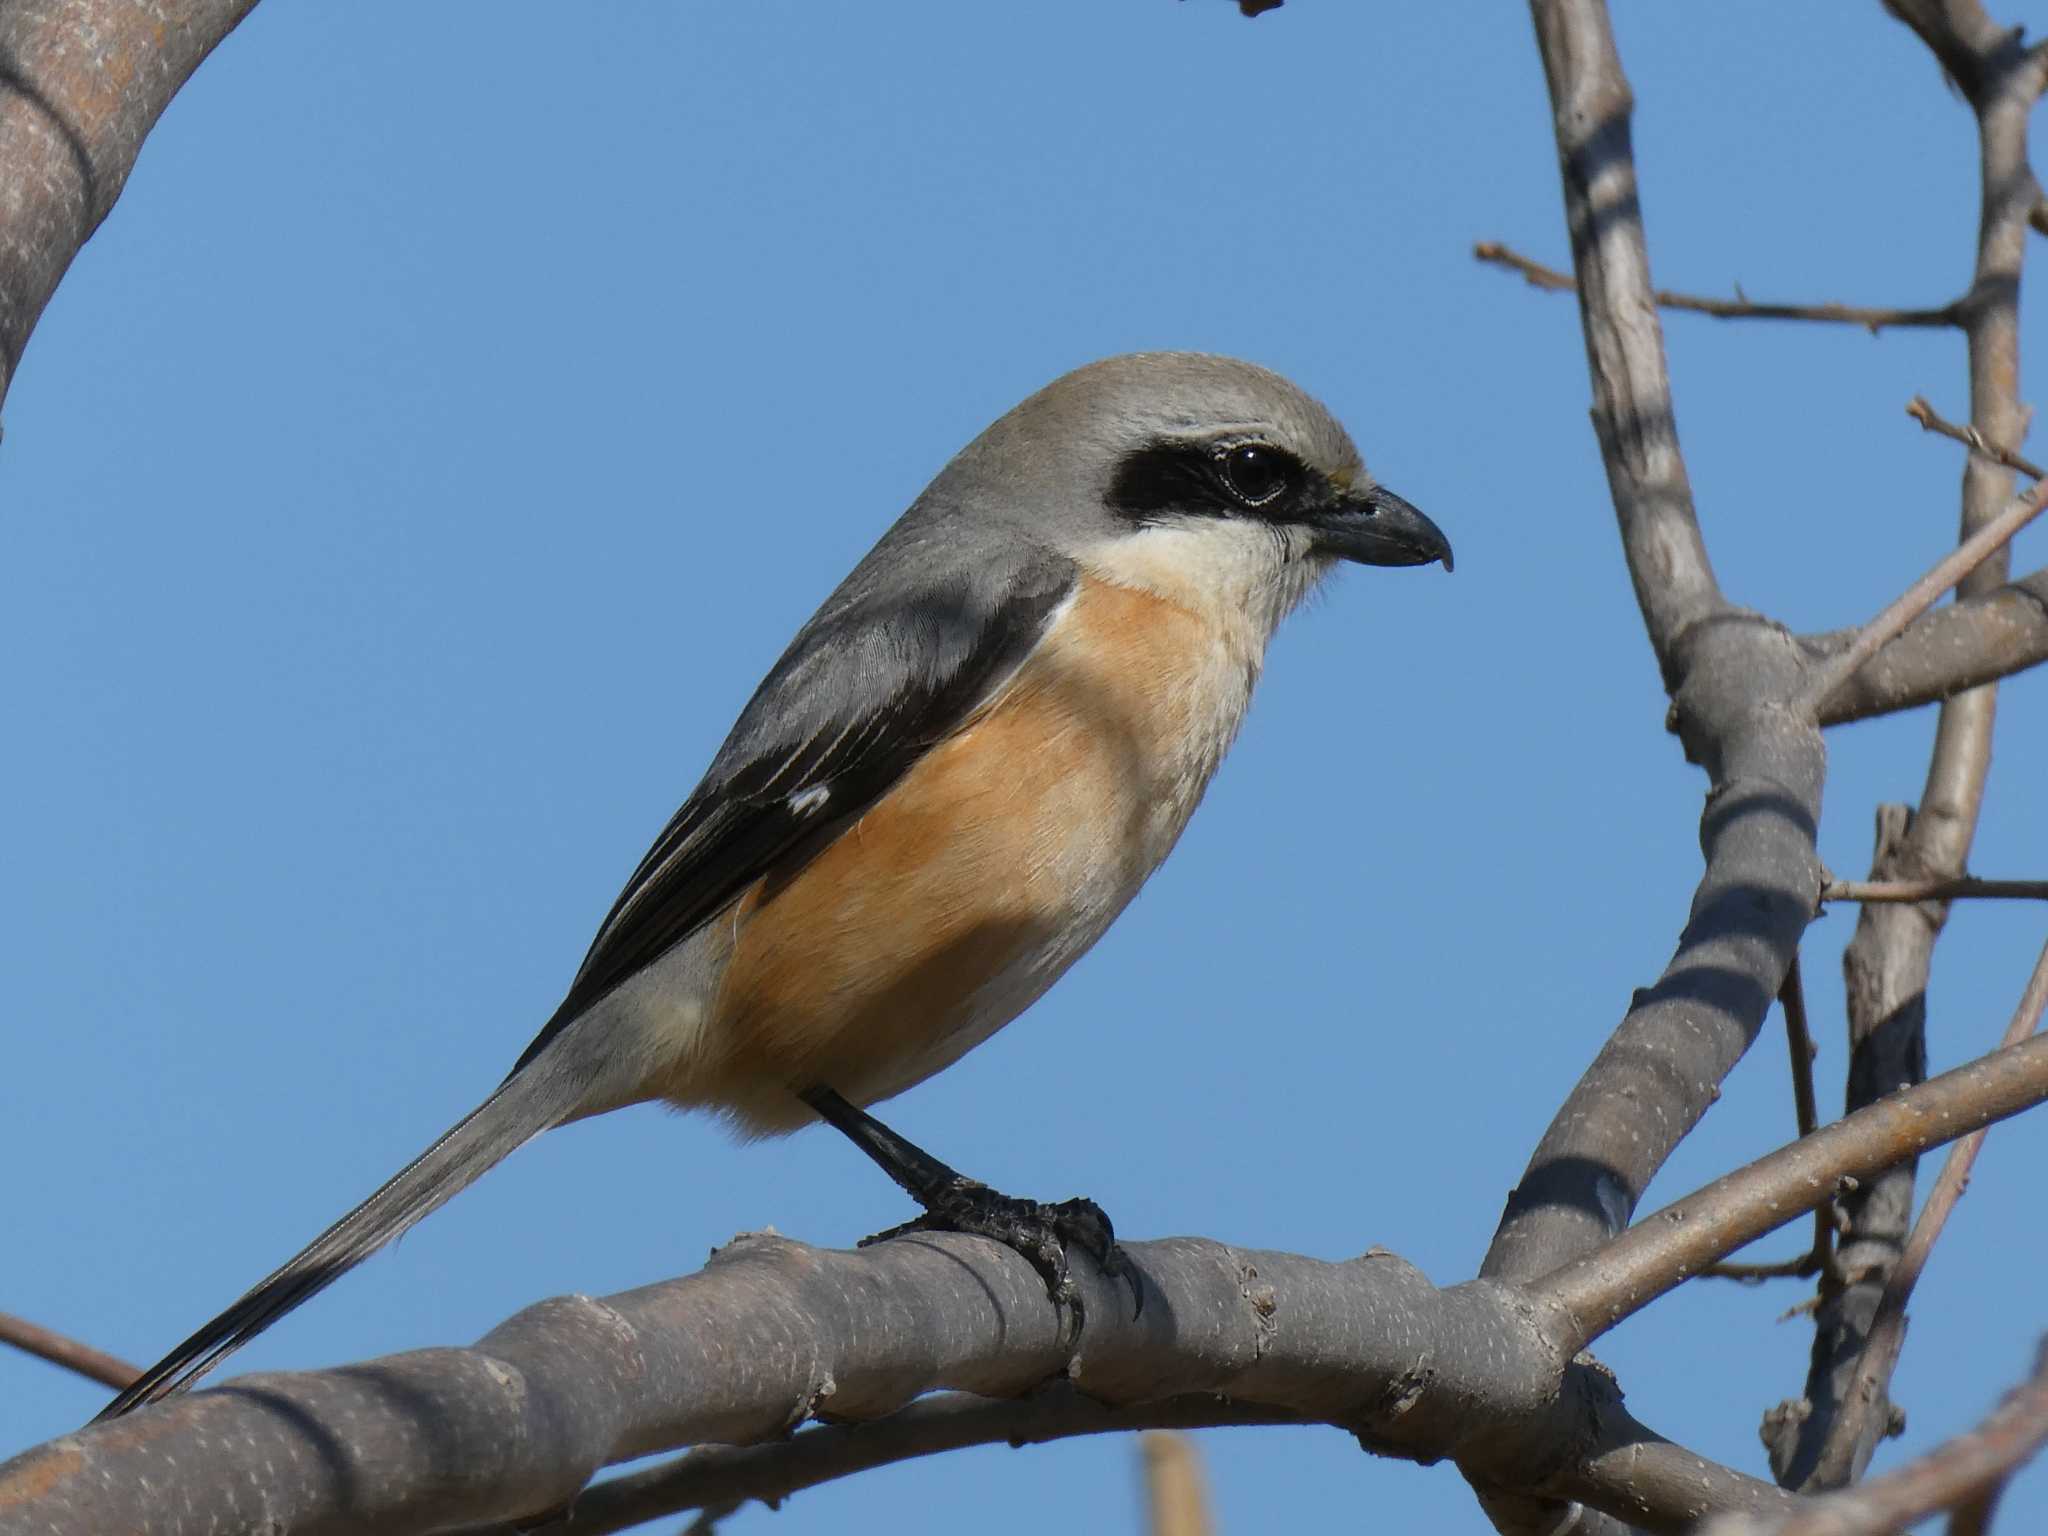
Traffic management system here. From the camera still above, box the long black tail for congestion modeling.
[95,1059,576,1420]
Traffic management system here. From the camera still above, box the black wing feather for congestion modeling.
[508,548,1076,1077]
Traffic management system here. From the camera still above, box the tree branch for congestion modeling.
[1812,565,2048,723]
[0,1230,1796,1536]
[1908,395,2047,480]
[1793,474,2048,718]
[1774,0,2044,1491]
[0,0,259,410]
[1801,936,2048,1487]
[1474,241,1964,332]
[1484,1,1816,1304]
[455,1389,1295,1536]
[1823,875,2048,901]
[1141,1432,1214,1536]
[1703,959,1832,1284]
[1530,1030,2048,1352]
[0,1311,138,1392]
[1700,1337,2048,1536]
[1518,2,1721,682]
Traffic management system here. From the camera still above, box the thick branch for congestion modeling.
[1483,4,1816,1305]
[0,1231,1791,1536]
[1522,0,1721,682]
[1474,241,1964,332]
[0,0,259,410]
[1812,565,2048,722]
[1880,0,2048,108]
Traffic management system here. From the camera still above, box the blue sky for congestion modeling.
[4,3,2045,1530]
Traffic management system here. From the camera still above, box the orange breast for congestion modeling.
[665,573,1240,1133]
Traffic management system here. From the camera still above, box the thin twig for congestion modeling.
[1703,958,1832,1283]
[1532,1030,2048,1352]
[1946,1483,2003,1536]
[1782,953,1822,1140]
[1473,241,1963,332]
[1701,1336,2048,1536]
[1796,475,2048,716]
[1812,564,2048,725]
[1804,935,2048,1486]
[1907,396,2048,481]
[0,1311,140,1391]
[456,1390,1298,1536]
[1142,1432,1216,1536]
[1702,1254,1828,1284]
[1823,876,2048,903]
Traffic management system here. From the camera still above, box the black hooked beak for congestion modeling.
[1309,483,1454,573]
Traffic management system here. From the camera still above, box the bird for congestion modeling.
[97,351,1451,1420]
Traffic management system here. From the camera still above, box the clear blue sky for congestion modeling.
[4,3,2045,1530]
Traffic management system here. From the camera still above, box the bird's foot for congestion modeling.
[861,1178,1143,1323]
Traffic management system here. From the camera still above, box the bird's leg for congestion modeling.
[799,1085,1141,1322]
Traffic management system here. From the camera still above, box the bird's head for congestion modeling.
[944,352,1451,637]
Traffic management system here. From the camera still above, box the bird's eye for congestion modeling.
[1219,444,1291,508]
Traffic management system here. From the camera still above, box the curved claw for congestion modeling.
[861,1181,1143,1322]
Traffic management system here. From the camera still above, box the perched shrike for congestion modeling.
[100,351,1451,1419]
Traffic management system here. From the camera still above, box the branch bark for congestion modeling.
[1811,565,2048,723]
[1702,1337,2048,1536]
[0,1231,1796,1536]
[1800,937,2048,1489]
[1532,1027,2048,1351]
[0,0,258,411]
[1486,0,1821,1310]
[1824,874,2048,901]
[25,1017,2048,1536]
[1773,0,2046,1491]
[1473,240,1965,332]
[0,1312,138,1393]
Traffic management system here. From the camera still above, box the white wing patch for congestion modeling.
[788,784,832,816]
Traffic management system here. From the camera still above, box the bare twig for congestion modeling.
[1813,565,2048,724]
[1703,959,1831,1283]
[455,1389,1286,1536]
[1794,475,2048,717]
[1474,241,1963,332]
[1908,396,2048,480]
[1775,805,1939,1485]
[1823,876,2048,902]
[1782,953,1823,1141]
[1701,1254,1827,1284]
[1701,1336,2048,1536]
[0,1311,139,1391]
[1142,1432,1216,1536]
[1803,936,2048,1487]
[1532,1029,2048,1352]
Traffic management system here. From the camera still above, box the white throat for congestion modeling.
[1075,517,1333,650]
